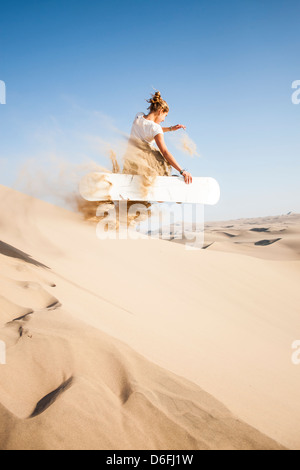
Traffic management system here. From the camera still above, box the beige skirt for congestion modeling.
[122,138,172,178]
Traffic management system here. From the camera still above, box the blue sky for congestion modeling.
[0,0,300,221]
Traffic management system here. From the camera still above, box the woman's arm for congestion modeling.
[155,134,192,184]
[162,124,186,133]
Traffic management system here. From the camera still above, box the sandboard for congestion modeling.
[79,172,220,205]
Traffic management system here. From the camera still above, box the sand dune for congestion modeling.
[0,302,283,450]
[0,185,299,449]
[161,213,300,261]
[203,214,300,260]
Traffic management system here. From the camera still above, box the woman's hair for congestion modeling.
[146,91,169,113]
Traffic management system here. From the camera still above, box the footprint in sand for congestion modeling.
[0,276,60,323]
[29,377,74,418]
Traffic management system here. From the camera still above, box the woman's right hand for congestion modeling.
[182,171,193,184]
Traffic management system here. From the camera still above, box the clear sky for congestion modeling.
[0,0,300,221]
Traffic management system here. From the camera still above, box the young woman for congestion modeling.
[124,91,193,184]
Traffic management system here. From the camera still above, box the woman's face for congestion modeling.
[157,111,168,124]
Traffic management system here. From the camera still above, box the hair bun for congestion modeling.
[151,91,161,103]
[146,91,169,113]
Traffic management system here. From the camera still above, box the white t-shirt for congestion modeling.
[130,113,163,148]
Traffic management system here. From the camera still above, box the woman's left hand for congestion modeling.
[171,124,186,131]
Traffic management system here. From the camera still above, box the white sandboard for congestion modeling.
[79,172,220,205]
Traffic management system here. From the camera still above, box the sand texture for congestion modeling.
[1,185,299,450]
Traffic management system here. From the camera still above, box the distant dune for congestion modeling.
[152,213,300,261]
[1,185,299,449]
